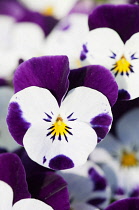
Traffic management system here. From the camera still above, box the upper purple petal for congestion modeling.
[69,65,118,106]
[14,56,70,105]
[0,0,58,36]
[0,153,30,203]
[27,172,70,210]
[89,4,139,43]
[105,198,139,210]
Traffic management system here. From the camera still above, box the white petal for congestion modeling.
[0,180,13,209]
[0,50,19,78]
[12,198,53,210]
[19,0,78,19]
[82,28,124,69]
[61,87,112,126]
[9,86,59,126]
[89,148,113,164]
[97,133,121,156]
[0,15,14,49]
[0,87,19,150]
[23,120,97,169]
[116,108,139,146]
[12,22,45,59]
[43,14,89,69]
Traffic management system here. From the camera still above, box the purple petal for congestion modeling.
[0,0,58,36]
[105,198,139,210]
[7,102,31,146]
[14,56,70,104]
[27,172,70,210]
[69,65,118,106]
[0,153,30,203]
[0,78,8,87]
[89,4,139,43]
[90,114,112,143]
[88,167,107,191]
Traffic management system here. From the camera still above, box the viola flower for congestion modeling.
[81,4,139,100]
[0,15,45,79]
[58,160,111,209]
[90,108,139,200]
[0,87,19,151]
[18,0,78,19]
[7,56,114,170]
[43,13,89,69]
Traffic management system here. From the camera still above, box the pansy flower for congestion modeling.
[18,0,78,19]
[90,109,139,200]
[81,4,139,100]
[58,160,111,209]
[7,56,115,170]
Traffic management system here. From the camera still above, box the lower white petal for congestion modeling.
[0,181,13,209]
[23,121,97,169]
[12,198,53,210]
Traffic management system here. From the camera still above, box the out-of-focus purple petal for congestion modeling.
[105,198,139,210]
[69,65,118,106]
[27,172,70,210]
[0,153,30,203]
[14,56,70,104]
[0,78,8,86]
[89,4,139,43]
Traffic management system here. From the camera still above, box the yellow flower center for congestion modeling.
[42,6,54,16]
[111,56,133,77]
[121,151,138,167]
[47,115,73,142]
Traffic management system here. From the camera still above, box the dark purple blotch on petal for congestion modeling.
[115,187,125,196]
[0,153,30,203]
[89,4,139,43]
[0,78,8,86]
[14,56,70,105]
[27,172,70,210]
[69,65,118,106]
[118,89,130,100]
[49,155,74,170]
[105,198,139,210]
[130,187,139,197]
[88,198,106,206]
[88,167,107,191]
[6,102,31,146]
[43,156,47,164]
[90,114,112,142]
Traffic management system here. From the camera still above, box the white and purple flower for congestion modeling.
[81,4,139,100]
[58,160,111,209]
[6,56,117,170]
